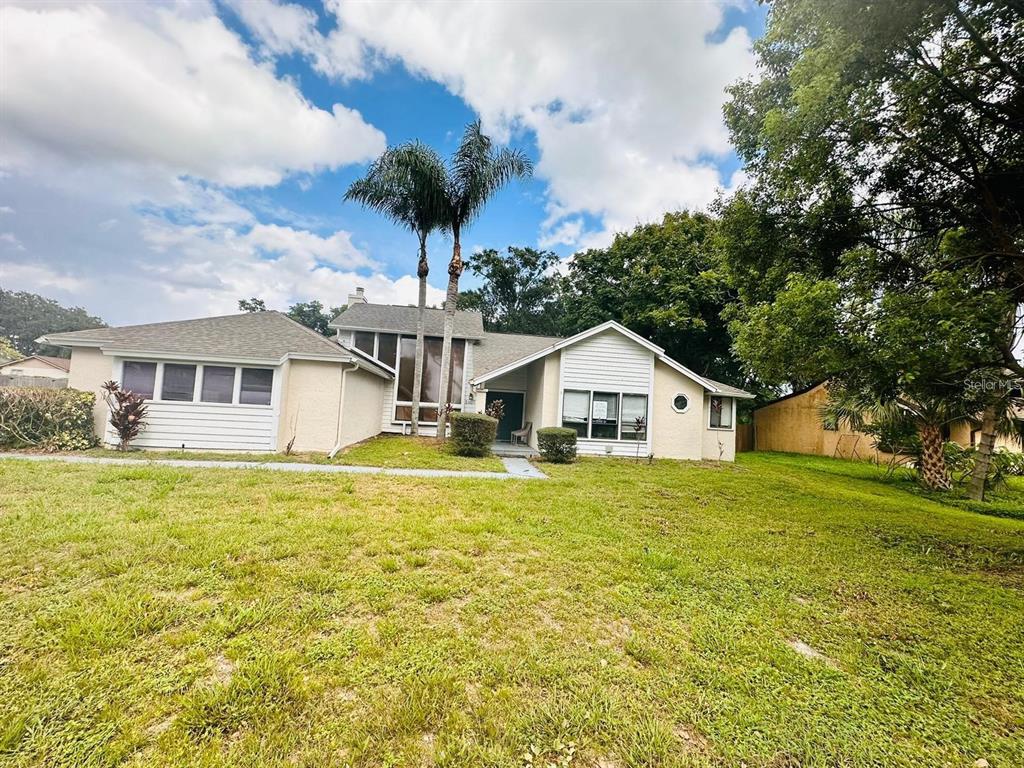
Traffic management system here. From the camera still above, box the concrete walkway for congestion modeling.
[0,452,547,480]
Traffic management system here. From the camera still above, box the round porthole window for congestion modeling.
[672,394,689,413]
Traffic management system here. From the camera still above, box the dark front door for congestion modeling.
[486,391,525,442]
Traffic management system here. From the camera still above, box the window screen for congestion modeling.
[201,366,235,404]
[122,361,156,399]
[377,333,398,366]
[354,331,375,355]
[591,392,619,439]
[621,394,648,440]
[239,368,273,406]
[561,390,590,437]
[161,364,196,401]
[709,396,733,428]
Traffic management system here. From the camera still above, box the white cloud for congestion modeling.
[0,1,414,325]
[0,206,14,214]
[1,232,26,251]
[0,2,384,189]
[322,0,755,246]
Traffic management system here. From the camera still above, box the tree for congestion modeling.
[0,336,18,362]
[723,0,1024,498]
[346,142,447,435]
[286,301,345,336]
[0,289,105,357]
[435,121,533,439]
[238,298,267,312]
[459,246,564,336]
[564,211,754,388]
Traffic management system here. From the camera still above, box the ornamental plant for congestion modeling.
[450,411,497,457]
[101,380,148,451]
[537,427,577,463]
[0,387,97,451]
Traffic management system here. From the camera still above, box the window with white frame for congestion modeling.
[561,389,648,441]
[709,396,733,429]
[122,361,156,399]
[122,360,274,407]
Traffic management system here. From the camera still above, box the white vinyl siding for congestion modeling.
[562,330,651,394]
[107,358,280,451]
[559,330,654,457]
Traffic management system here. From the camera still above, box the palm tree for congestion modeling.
[821,385,974,491]
[345,143,447,435]
[435,121,533,439]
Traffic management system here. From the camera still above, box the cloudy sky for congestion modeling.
[0,0,765,325]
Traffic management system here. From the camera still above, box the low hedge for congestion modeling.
[0,387,97,451]
[537,427,577,463]
[450,411,498,457]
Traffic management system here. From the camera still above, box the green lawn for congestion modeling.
[65,435,506,473]
[0,453,1021,767]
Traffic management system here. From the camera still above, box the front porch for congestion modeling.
[490,441,537,458]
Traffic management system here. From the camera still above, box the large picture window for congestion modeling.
[562,389,648,441]
[709,396,733,429]
[393,336,465,422]
[122,361,156,399]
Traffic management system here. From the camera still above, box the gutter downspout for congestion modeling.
[329,363,360,458]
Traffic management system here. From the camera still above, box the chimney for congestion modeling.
[347,286,367,307]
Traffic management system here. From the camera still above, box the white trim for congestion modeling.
[671,393,692,414]
[708,395,736,431]
[471,320,732,398]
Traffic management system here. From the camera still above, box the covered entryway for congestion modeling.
[486,390,525,442]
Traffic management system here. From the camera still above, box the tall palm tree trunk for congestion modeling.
[967,403,998,501]
[410,236,429,436]
[918,423,952,491]
[436,233,463,441]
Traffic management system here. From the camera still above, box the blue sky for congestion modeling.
[0,0,766,324]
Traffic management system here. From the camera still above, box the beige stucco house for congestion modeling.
[40,289,753,460]
[0,355,71,380]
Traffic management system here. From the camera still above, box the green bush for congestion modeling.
[0,387,97,451]
[537,427,577,463]
[450,412,497,457]
[945,442,1024,489]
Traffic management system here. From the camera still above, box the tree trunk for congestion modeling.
[436,233,463,442]
[410,238,429,437]
[967,403,998,501]
[918,423,952,491]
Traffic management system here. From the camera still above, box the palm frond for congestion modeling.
[448,120,533,230]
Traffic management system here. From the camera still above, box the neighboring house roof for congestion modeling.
[471,319,755,398]
[0,354,71,372]
[329,303,486,340]
[38,312,394,377]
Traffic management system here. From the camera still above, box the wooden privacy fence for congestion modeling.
[735,423,754,452]
[0,375,68,389]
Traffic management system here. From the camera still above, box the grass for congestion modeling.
[0,452,1021,767]
[53,435,507,473]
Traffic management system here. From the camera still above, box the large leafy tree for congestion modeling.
[434,121,533,438]
[723,0,1024,496]
[563,211,753,388]
[346,142,447,435]
[0,289,105,357]
[458,246,564,336]
[286,301,345,336]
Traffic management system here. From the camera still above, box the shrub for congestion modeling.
[101,381,148,451]
[537,427,577,463]
[0,387,97,451]
[945,442,1024,490]
[449,412,497,457]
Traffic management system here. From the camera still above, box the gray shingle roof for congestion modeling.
[329,303,485,339]
[41,311,352,362]
[700,376,755,399]
[473,331,562,378]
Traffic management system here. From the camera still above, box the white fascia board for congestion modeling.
[101,348,282,366]
[337,342,397,377]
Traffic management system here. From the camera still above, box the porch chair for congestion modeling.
[511,421,532,446]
